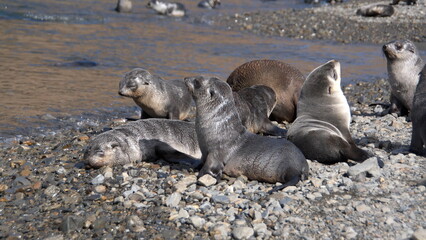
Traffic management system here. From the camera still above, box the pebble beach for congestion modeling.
[1,1,426,239]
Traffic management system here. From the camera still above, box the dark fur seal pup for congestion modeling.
[227,60,305,123]
[185,76,308,190]
[410,66,426,156]
[391,0,417,5]
[146,0,186,17]
[84,119,201,168]
[383,40,424,115]
[287,60,370,164]
[115,0,132,13]
[198,0,221,9]
[118,68,195,120]
[356,4,395,17]
[234,85,286,136]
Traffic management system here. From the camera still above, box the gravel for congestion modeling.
[0,78,424,239]
[1,2,425,237]
[213,0,426,44]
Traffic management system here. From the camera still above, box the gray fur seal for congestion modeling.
[227,60,305,123]
[118,68,195,120]
[146,0,186,17]
[84,119,201,168]
[287,60,370,164]
[115,0,132,13]
[383,40,425,116]
[356,4,395,17]
[184,76,308,190]
[410,66,426,156]
[198,0,221,9]
[391,0,417,5]
[234,85,286,136]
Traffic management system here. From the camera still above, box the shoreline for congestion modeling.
[213,0,426,44]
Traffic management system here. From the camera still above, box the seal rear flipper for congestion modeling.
[267,175,301,194]
[343,144,371,163]
[260,122,287,137]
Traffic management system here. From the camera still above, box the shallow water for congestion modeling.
[0,0,423,142]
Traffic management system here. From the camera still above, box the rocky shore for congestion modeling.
[213,0,426,44]
[0,78,425,239]
[1,1,426,239]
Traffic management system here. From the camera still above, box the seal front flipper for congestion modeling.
[198,152,224,180]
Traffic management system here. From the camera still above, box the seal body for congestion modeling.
[198,0,221,9]
[356,4,394,17]
[410,66,426,156]
[146,0,186,17]
[115,0,132,13]
[185,76,308,189]
[391,0,417,5]
[383,40,425,115]
[84,119,201,168]
[227,60,305,123]
[287,60,370,164]
[119,68,195,120]
[234,85,286,136]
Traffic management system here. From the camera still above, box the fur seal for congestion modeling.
[410,66,426,156]
[391,0,417,5]
[356,4,395,17]
[84,119,201,168]
[287,60,370,164]
[227,59,305,123]
[383,40,425,115]
[115,0,132,13]
[184,76,308,190]
[198,0,221,9]
[234,85,286,136]
[146,0,186,17]
[118,68,195,120]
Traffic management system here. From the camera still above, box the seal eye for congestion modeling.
[194,79,201,89]
[328,87,332,94]
[395,43,403,51]
[111,143,119,149]
[142,82,149,85]
[209,89,215,98]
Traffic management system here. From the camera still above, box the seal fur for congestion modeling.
[287,60,370,164]
[115,0,132,13]
[146,0,186,17]
[227,59,305,123]
[382,39,424,115]
[84,119,201,168]
[234,85,286,136]
[410,65,426,156]
[185,76,308,190]
[118,68,195,120]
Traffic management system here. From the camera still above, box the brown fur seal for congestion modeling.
[410,66,426,156]
[118,68,195,120]
[227,60,305,123]
[84,119,201,168]
[287,60,370,164]
[356,4,395,17]
[383,40,424,116]
[184,76,308,190]
[234,85,286,136]
[115,0,132,13]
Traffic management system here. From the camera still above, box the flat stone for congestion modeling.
[178,209,189,219]
[412,228,426,240]
[190,216,205,229]
[355,204,371,213]
[61,215,84,234]
[91,174,105,185]
[347,157,381,178]
[174,175,197,192]
[127,215,145,233]
[232,226,254,240]
[211,194,230,204]
[198,174,217,187]
[166,192,181,207]
[44,185,60,197]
